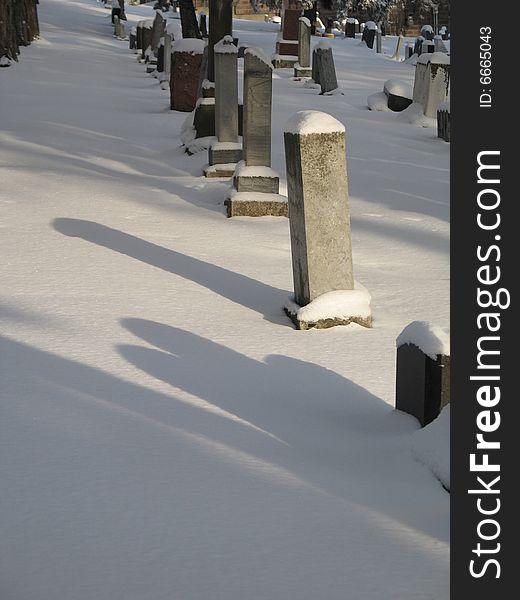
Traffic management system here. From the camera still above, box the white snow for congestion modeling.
[285,110,345,135]
[234,160,279,178]
[365,21,377,31]
[316,38,331,50]
[165,20,182,38]
[299,17,311,27]
[0,1,449,599]
[172,38,205,55]
[290,289,372,323]
[396,101,437,127]
[228,190,287,203]
[211,140,243,152]
[214,35,238,54]
[384,79,413,99]
[368,91,391,111]
[417,52,450,66]
[346,18,359,24]
[396,321,450,359]
[412,406,450,490]
[244,46,273,69]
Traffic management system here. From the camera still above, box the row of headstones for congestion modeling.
[111,11,450,423]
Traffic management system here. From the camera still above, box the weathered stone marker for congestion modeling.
[156,38,164,74]
[129,27,137,51]
[141,20,154,62]
[225,49,287,217]
[170,39,205,112]
[395,321,450,426]
[344,18,358,38]
[294,17,311,77]
[283,110,372,330]
[208,0,233,82]
[392,35,403,60]
[205,36,242,177]
[315,43,338,94]
[161,33,172,84]
[151,10,166,55]
[376,28,382,53]
[413,52,450,117]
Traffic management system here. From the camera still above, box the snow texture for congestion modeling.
[384,79,413,99]
[285,110,345,135]
[368,91,391,112]
[211,141,243,152]
[214,35,238,54]
[346,18,359,24]
[290,289,372,322]
[412,406,450,490]
[172,38,205,55]
[396,321,450,359]
[365,21,377,31]
[396,102,437,128]
[299,17,311,27]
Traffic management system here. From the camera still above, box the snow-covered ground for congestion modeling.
[0,1,449,598]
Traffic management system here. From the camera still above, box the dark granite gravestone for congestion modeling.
[396,343,450,426]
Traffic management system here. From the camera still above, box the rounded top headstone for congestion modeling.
[284,110,345,136]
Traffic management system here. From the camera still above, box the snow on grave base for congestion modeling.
[284,291,372,331]
[225,191,288,218]
[395,321,450,427]
[283,111,371,329]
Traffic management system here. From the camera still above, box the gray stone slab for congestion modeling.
[316,47,338,94]
[209,146,242,166]
[298,17,311,68]
[284,112,354,306]
[243,51,273,167]
[214,36,239,143]
[150,11,165,55]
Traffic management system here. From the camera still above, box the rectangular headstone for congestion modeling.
[298,17,311,68]
[242,49,273,167]
[282,8,302,41]
[316,46,338,94]
[284,111,354,306]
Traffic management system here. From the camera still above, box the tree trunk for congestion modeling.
[1,0,39,62]
[178,0,201,39]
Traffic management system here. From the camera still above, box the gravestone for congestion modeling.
[273,7,301,68]
[384,79,413,111]
[162,33,172,81]
[420,25,434,41]
[376,29,382,53]
[206,36,242,177]
[170,39,205,112]
[225,49,287,217]
[434,35,449,53]
[362,21,376,49]
[437,103,450,141]
[156,39,164,74]
[315,44,338,94]
[345,18,357,38]
[392,35,403,60]
[151,10,166,55]
[395,322,450,426]
[129,27,137,50]
[208,0,233,82]
[294,17,311,77]
[283,110,371,330]
[141,20,154,61]
[413,35,424,56]
[136,21,144,53]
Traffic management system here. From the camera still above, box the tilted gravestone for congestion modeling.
[294,17,312,77]
[150,10,166,55]
[315,44,338,94]
[170,39,206,112]
[362,21,377,49]
[395,322,450,426]
[225,49,287,217]
[283,111,372,330]
[205,36,242,177]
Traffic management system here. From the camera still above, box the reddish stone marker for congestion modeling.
[170,39,205,112]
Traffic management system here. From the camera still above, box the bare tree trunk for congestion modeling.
[178,0,201,39]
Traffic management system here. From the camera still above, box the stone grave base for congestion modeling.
[201,79,215,98]
[294,64,312,78]
[283,292,373,331]
[225,192,288,218]
[272,54,299,69]
[208,141,243,169]
[192,99,215,137]
[233,162,280,194]
[204,163,238,178]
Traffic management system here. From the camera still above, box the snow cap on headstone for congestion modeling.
[172,38,206,55]
[214,35,238,54]
[244,47,273,69]
[396,321,450,359]
[284,110,345,136]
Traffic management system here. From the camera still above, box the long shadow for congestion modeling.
[117,318,449,541]
[52,218,290,324]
